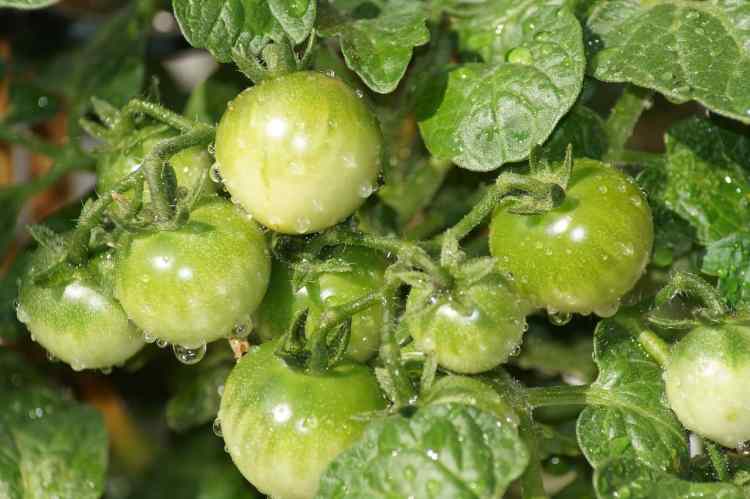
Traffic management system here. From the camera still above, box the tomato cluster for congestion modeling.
[16,71,660,498]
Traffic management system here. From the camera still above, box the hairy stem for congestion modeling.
[117,99,196,133]
[706,441,730,481]
[604,85,653,161]
[655,271,727,320]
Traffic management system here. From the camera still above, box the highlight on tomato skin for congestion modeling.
[215,71,383,235]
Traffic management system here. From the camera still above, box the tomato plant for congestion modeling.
[5,0,750,497]
[215,71,382,234]
[218,341,386,499]
[489,159,653,318]
[115,197,270,349]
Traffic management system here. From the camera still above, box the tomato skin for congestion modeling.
[17,250,144,370]
[97,127,215,200]
[218,341,386,499]
[489,159,653,317]
[115,197,270,348]
[664,320,750,448]
[405,274,530,374]
[254,247,388,362]
[215,71,382,234]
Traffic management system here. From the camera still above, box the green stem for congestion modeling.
[380,283,416,406]
[326,229,452,288]
[524,384,592,408]
[706,442,730,481]
[316,291,383,334]
[655,271,727,320]
[142,127,215,223]
[518,417,550,499]
[441,184,503,242]
[117,99,197,133]
[68,171,144,263]
[617,315,672,367]
[603,85,653,162]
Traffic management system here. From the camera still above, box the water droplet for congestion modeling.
[46,351,57,363]
[506,47,533,65]
[100,367,112,375]
[594,300,620,318]
[209,163,223,184]
[598,185,608,194]
[354,89,364,99]
[173,342,207,365]
[72,360,85,372]
[548,311,572,326]
[156,339,168,348]
[325,69,336,78]
[212,418,223,437]
[143,331,156,343]
[217,384,225,396]
[358,182,374,198]
[207,143,216,156]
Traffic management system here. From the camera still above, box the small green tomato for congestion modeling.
[215,71,382,234]
[664,319,750,448]
[115,197,270,348]
[218,341,386,499]
[17,249,144,371]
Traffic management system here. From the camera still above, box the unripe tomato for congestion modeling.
[218,341,386,499]
[254,247,388,362]
[115,197,270,348]
[490,159,653,318]
[215,71,382,234]
[664,319,750,448]
[17,249,144,370]
[97,126,216,200]
[405,274,531,374]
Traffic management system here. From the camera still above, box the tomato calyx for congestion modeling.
[232,35,317,84]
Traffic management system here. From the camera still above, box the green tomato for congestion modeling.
[405,274,530,374]
[17,249,144,370]
[489,159,653,318]
[97,126,216,200]
[664,319,750,448]
[215,71,382,234]
[218,341,386,499]
[115,197,270,348]
[254,247,387,362]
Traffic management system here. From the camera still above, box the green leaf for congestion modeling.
[417,2,585,171]
[268,0,316,44]
[127,432,261,499]
[702,232,750,310]
[166,348,234,433]
[65,4,149,132]
[317,403,529,498]
[318,2,430,93]
[0,252,30,343]
[657,118,750,244]
[577,312,688,473]
[594,458,747,499]
[587,0,750,124]
[0,0,57,8]
[541,105,608,163]
[172,0,284,63]
[0,351,108,499]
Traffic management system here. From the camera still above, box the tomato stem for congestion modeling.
[379,282,416,405]
[653,271,727,321]
[517,414,550,499]
[524,384,592,408]
[706,441,730,481]
[603,85,653,162]
[115,99,197,133]
[141,127,215,224]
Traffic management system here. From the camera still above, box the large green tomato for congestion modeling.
[489,159,653,318]
[97,126,216,200]
[254,247,387,362]
[405,273,531,374]
[215,71,382,234]
[664,319,750,448]
[17,249,144,370]
[115,197,270,348]
[218,341,386,499]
